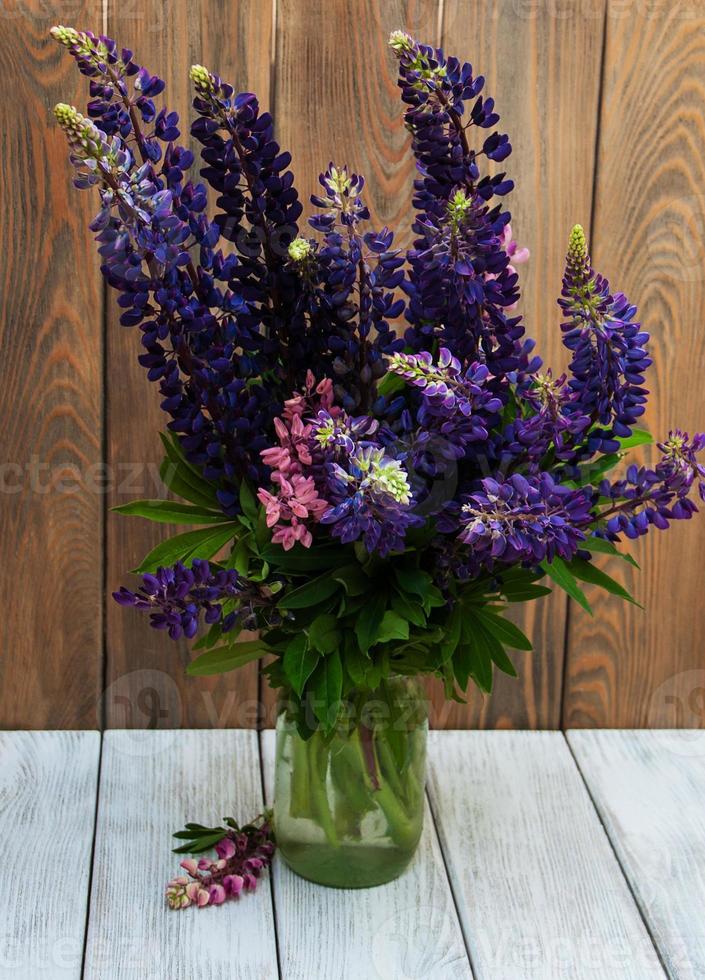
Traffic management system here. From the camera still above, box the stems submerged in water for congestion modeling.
[273,679,428,887]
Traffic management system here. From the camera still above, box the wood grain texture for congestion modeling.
[104,0,272,727]
[0,1,104,728]
[433,0,606,727]
[83,730,278,979]
[260,729,472,979]
[427,731,664,979]
[274,0,441,245]
[569,729,705,979]
[564,2,705,727]
[0,731,100,978]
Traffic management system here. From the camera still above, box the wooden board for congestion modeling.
[83,730,278,979]
[260,729,472,979]
[426,731,664,979]
[436,0,606,727]
[563,2,705,727]
[104,1,270,726]
[0,731,101,979]
[0,1,104,728]
[569,729,705,978]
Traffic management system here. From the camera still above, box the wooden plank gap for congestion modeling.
[257,727,284,980]
[79,730,105,978]
[424,785,478,979]
[563,732,671,978]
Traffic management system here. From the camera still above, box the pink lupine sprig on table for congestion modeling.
[166,814,275,910]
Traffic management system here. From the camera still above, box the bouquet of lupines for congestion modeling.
[53,26,705,735]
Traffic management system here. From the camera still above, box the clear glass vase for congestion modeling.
[273,675,428,888]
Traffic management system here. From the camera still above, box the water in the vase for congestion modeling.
[273,676,428,888]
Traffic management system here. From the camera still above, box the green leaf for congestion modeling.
[566,558,642,607]
[438,604,463,664]
[278,573,342,610]
[112,499,226,525]
[617,428,653,450]
[192,620,225,651]
[261,544,342,572]
[307,614,341,654]
[376,611,410,644]
[332,564,370,596]
[468,615,517,676]
[498,584,553,603]
[230,535,252,576]
[355,590,387,653]
[571,453,621,488]
[422,585,446,612]
[133,523,239,575]
[159,432,221,509]
[541,557,592,614]
[472,609,533,651]
[187,640,271,676]
[312,651,343,728]
[239,481,260,524]
[283,634,319,696]
[173,831,226,854]
[377,371,407,398]
[393,566,432,598]
[581,535,639,568]
[343,636,372,687]
[391,592,427,628]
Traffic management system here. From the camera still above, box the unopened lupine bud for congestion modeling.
[189,64,216,95]
[50,24,81,47]
[288,238,312,263]
[388,30,414,54]
[566,223,589,277]
[166,877,191,910]
[53,103,105,160]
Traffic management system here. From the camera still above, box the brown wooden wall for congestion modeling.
[2,0,705,731]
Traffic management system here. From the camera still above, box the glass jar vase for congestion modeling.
[273,675,428,888]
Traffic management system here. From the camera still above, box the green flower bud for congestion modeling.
[189,64,216,95]
[53,103,105,160]
[388,30,414,55]
[567,224,588,266]
[288,238,312,263]
[50,25,81,47]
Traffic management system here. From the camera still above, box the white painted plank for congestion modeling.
[568,729,705,980]
[0,731,101,979]
[261,729,472,980]
[427,731,664,980]
[84,730,278,980]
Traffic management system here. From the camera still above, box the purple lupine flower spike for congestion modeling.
[598,430,705,539]
[113,560,272,639]
[389,32,539,392]
[457,473,592,573]
[559,224,651,453]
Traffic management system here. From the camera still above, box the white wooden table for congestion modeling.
[2,730,705,979]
